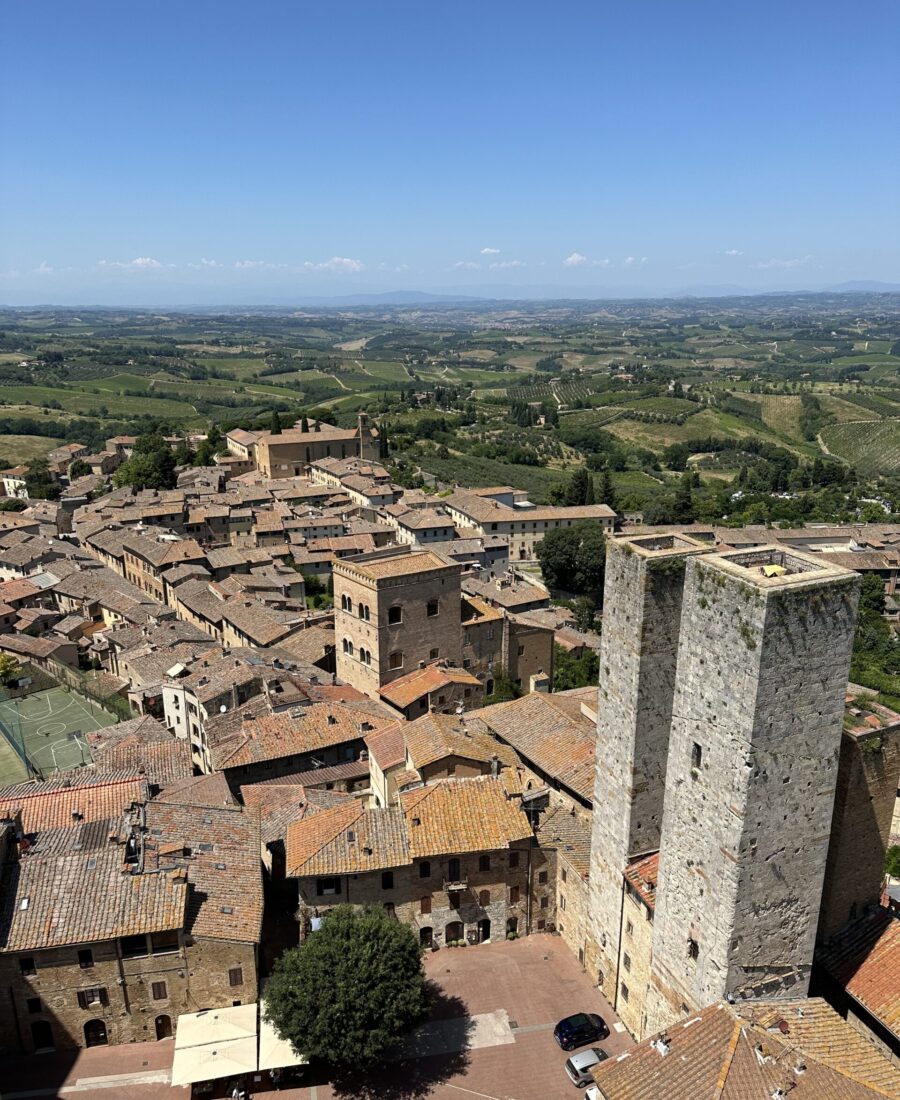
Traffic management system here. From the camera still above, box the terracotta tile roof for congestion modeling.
[143,802,262,943]
[152,771,237,808]
[402,713,516,772]
[0,823,188,951]
[534,803,591,879]
[241,784,350,847]
[0,773,149,834]
[400,775,532,860]
[210,701,393,771]
[624,851,659,911]
[592,998,900,1100]
[470,692,597,801]
[252,759,370,788]
[287,801,408,876]
[817,906,900,1038]
[339,549,456,580]
[287,775,532,877]
[364,722,407,770]
[380,665,482,710]
[86,716,193,786]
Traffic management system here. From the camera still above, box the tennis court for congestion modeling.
[0,686,118,785]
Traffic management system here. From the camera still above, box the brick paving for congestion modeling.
[0,935,632,1100]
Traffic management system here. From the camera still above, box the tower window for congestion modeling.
[389,651,403,670]
[688,937,700,960]
[388,606,402,625]
[427,599,439,617]
[691,742,702,773]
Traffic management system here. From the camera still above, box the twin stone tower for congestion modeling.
[588,534,860,1039]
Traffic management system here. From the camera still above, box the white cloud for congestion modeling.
[303,256,364,273]
[489,259,525,269]
[563,252,588,267]
[751,255,812,270]
[99,256,163,270]
[234,259,269,269]
[480,247,500,255]
[724,249,744,256]
[453,260,480,270]
[624,256,636,266]
[35,261,54,274]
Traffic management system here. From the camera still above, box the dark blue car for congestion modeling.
[554,1012,609,1051]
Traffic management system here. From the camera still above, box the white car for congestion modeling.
[564,1046,609,1087]
[585,1089,602,1100]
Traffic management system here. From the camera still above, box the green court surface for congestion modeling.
[0,687,118,786]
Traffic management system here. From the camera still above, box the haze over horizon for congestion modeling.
[2,0,898,307]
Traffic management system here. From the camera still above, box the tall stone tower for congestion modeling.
[588,533,708,1003]
[645,546,860,1034]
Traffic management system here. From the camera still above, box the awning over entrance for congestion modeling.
[258,1009,308,1072]
[170,1004,259,1087]
[171,1001,307,1086]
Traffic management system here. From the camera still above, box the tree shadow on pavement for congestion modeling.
[329,984,473,1100]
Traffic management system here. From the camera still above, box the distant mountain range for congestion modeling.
[270,281,900,307]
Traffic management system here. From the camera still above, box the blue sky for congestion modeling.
[2,0,898,304]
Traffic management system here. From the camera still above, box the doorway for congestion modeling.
[84,1019,108,1047]
[419,927,433,949]
[477,918,491,943]
[155,1014,172,1040]
[445,920,464,945]
[30,1020,54,1052]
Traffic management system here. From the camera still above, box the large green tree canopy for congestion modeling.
[264,905,427,1066]
[535,520,606,605]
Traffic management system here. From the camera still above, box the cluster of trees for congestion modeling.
[113,432,177,491]
[849,572,900,709]
[535,521,606,605]
[798,392,833,441]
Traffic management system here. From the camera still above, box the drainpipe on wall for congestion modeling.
[611,875,626,1009]
[525,845,533,935]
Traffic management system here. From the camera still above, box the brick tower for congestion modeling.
[588,533,708,1003]
[645,546,860,1034]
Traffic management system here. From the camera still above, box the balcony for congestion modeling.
[443,878,468,893]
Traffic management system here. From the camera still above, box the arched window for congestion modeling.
[420,896,432,915]
[342,637,351,653]
[346,641,354,657]
[448,857,461,881]
[478,889,490,907]
[419,860,431,879]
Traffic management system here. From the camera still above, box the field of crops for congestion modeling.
[820,420,900,475]
[0,384,197,419]
[0,434,63,463]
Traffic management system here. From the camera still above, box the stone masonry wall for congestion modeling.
[588,536,706,1004]
[296,843,534,948]
[818,723,900,942]
[646,551,859,1034]
[0,936,257,1054]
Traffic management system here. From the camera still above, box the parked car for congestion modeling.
[553,1012,609,1051]
[585,1088,602,1100]
[565,1046,609,1086]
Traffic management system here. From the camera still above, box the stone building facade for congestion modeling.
[589,534,707,1003]
[817,694,900,943]
[333,546,463,697]
[0,795,262,1055]
[253,415,380,479]
[286,775,538,948]
[645,547,860,1033]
